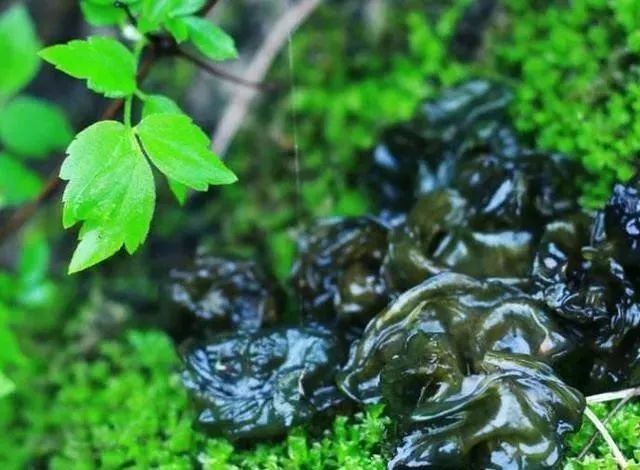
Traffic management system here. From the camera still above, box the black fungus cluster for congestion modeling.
[169,80,640,469]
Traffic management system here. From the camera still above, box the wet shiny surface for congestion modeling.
[181,327,344,440]
[167,255,282,339]
[291,216,390,325]
[338,273,584,468]
[177,81,640,466]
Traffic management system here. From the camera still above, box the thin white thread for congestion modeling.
[285,0,304,317]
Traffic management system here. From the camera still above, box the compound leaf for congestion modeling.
[138,0,176,33]
[80,0,142,25]
[80,1,124,25]
[170,0,206,17]
[168,178,188,205]
[39,37,136,98]
[166,16,190,43]
[61,121,155,273]
[139,98,192,205]
[141,94,183,118]
[182,16,237,61]
[136,113,237,190]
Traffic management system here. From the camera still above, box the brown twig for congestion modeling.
[211,0,322,155]
[199,0,222,16]
[176,48,272,91]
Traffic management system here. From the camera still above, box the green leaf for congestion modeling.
[166,17,190,43]
[138,0,176,33]
[0,5,41,98]
[19,228,50,287]
[39,37,136,98]
[136,113,237,190]
[0,96,73,158]
[182,16,238,61]
[141,94,183,118]
[80,1,125,25]
[168,178,188,205]
[0,305,24,365]
[139,100,194,206]
[138,0,205,38]
[61,121,155,273]
[80,0,142,25]
[0,154,42,209]
[170,0,206,17]
[0,371,15,398]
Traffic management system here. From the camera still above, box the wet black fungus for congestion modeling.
[338,273,583,468]
[338,273,575,403]
[181,327,344,440]
[167,255,282,339]
[291,216,390,325]
[389,352,584,469]
[604,182,640,263]
[367,80,515,221]
[383,188,536,289]
[175,80,640,467]
[366,80,581,226]
[531,187,640,393]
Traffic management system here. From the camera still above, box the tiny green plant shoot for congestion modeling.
[39,0,239,274]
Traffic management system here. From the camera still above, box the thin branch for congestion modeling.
[587,386,640,405]
[177,48,273,91]
[199,0,222,16]
[578,391,638,460]
[211,0,322,155]
[583,407,628,469]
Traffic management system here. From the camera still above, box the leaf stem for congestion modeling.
[123,96,133,128]
[135,89,149,101]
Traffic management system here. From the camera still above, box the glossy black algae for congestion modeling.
[338,273,583,469]
[176,82,640,468]
[182,327,344,440]
[167,255,282,339]
[291,216,390,325]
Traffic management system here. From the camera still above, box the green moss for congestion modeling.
[3,323,639,469]
[565,402,640,469]
[489,0,640,206]
[202,407,389,470]
[1,329,390,469]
